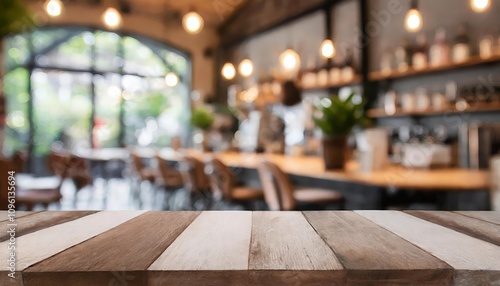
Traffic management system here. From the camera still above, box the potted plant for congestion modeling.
[190,107,215,152]
[314,92,368,169]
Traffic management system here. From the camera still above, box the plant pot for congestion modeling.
[322,136,347,170]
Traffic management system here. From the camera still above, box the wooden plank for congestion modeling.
[23,211,199,286]
[304,211,452,285]
[148,211,252,285]
[0,211,97,242]
[0,211,145,286]
[0,211,39,222]
[248,212,345,285]
[408,211,500,247]
[455,211,500,225]
[357,211,500,286]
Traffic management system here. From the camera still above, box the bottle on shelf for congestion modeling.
[300,55,317,89]
[341,47,356,82]
[329,58,342,85]
[479,34,494,59]
[380,50,393,75]
[452,23,471,63]
[412,34,428,70]
[316,57,329,87]
[429,28,450,67]
[395,38,412,72]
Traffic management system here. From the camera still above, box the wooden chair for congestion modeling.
[206,158,264,208]
[14,152,68,211]
[257,160,344,211]
[131,152,158,183]
[176,155,211,210]
[155,155,183,189]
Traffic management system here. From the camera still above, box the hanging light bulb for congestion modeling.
[471,0,491,12]
[102,7,122,30]
[222,63,236,80]
[165,72,179,87]
[404,0,422,32]
[183,11,204,34]
[44,0,63,17]
[279,49,301,72]
[238,59,253,77]
[320,39,336,58]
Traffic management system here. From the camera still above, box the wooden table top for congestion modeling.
[157,149,490,191]
[2,211,499,285]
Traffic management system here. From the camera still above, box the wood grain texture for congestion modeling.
[408,211,500,247]
[357,211,500,285]
[149,211,252,271]
[0,211,38,222]
[250,212,342,271]
[455,211,500,225]
[304,211,453,285]
[0,211,97,242]
[23,211,200,286]
[0,211,145,286]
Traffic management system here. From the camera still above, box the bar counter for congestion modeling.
[1,211,499,285]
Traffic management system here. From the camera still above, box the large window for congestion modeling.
[3,27,191,173]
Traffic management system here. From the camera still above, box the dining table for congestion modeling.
[1,210,499,285]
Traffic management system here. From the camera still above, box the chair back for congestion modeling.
[257,161,295,211]
[178,155,209,193]
[47,152,69,178]
[206,158,236,200]
[67,155,92,190]
[155,155,182,187]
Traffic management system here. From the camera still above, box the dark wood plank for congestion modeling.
[0,211,39,222]
[0,211,145,286]
[23,211,200,286]
[455,211,500,225]
[248,211,345,285]
[408,211,500,247]
[358,211,500,285]
[304,211,452,285]
[0,211,97,242]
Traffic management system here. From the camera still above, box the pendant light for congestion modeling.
[471,0,491,12]
[183,11,204,34]
[44,0,63,17]
[320,39,336,58]
[238,59,254,77]
[404,0,422,32]
[102,7,122,30]
[279,49,300,72]
[222,63,236,80]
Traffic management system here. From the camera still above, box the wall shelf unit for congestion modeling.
[368,102,500,118]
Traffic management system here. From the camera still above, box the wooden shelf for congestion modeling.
[368,102,500,118]
[300,76,362,92]
[369,54,500,81]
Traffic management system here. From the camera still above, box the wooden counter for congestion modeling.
[157,149,489,191]
[2,210,499,285]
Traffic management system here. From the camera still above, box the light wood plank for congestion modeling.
[409,211,500,247]
[0,211,97,242]
[148,211,252,285]
[455,211,500,225]
[357,211,500,285]
[23,211,199,286]
[0,211,145,286]
[248,212,345,285]
[304,211,452,285]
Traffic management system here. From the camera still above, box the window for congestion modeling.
[3,26,191,174]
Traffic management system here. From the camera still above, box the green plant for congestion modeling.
[0,0,34,39]
[313,92,369,138]
[191,107,215,131]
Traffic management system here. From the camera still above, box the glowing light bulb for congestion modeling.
[183,12,204,34]
[165,72,179,87]
[404,8,422,32]
[102,8,122,30]
[238,59,253,77]
[279,49,301,72]
[471,0,490,12]
[44,0,63,17]
[221,63,236,80]
[320,39,336,58]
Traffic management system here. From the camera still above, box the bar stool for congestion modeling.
[206,158,264,209]
[257,160,344,211]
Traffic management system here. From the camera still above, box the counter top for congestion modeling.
[1,210,499,285]
[157,150,490,191]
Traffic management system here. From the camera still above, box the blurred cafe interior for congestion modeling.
[1,0,500,212]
